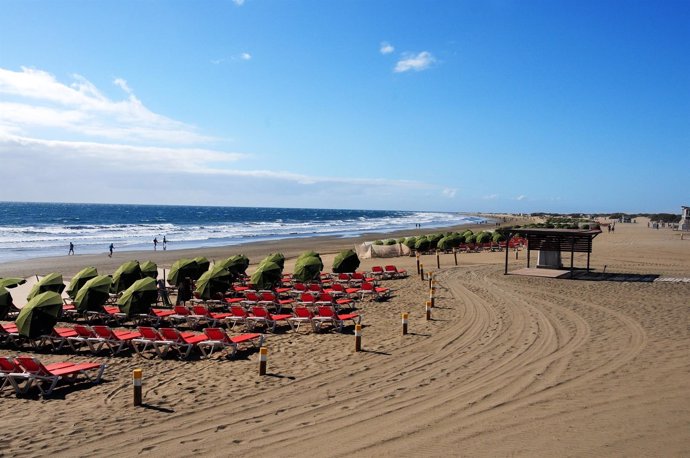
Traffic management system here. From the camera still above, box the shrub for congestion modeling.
[475,232,491,244]
[373,240,384,245]
[385,239,397,245]
[415,237,431,252]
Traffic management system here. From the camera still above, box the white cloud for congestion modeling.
[210,58,225,65]
[240,52,252,61]
[113,78,133,95]
[0,67,211,144]
[442,188,457,198]
[232,0,245,5]
[394,51,435,73]
[380,42,395,55]
[483,194,499,200]
[515,195,527,201]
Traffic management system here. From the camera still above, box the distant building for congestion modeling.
[679,206,690,231]
[619,215,632,223]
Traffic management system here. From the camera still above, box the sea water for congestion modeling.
[0,202,485,263]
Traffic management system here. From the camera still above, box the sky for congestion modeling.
[0,0,688,214]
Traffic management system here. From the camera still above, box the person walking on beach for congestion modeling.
[108,243,114,257]
[68,242,74,255]
[163,235,167,250]
[153,238,158,250]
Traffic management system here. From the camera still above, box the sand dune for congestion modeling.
[1,218,689,456]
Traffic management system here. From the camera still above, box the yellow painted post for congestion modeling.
[425,301,432,320]
[428,272,433,289]
[355,324,362,352]
[259,346,268,375]
[402,312,408,335]
[133,368,142,407]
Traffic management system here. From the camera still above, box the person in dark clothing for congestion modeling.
[177,277,193,305]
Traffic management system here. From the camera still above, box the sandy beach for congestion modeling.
[1,217,689,456]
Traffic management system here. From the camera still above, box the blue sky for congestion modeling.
[0,0,688,214]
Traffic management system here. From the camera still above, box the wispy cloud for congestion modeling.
[0,67,211,144]
[483,194,499,200]
[240,52,252,61]
[210,58,225,65]
[515,195,527,201]
[442,188,457,198]
[232,0,245,5]
[380,41,395,55]
[394,51,435,73]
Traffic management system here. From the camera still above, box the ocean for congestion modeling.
[0,202,485,263]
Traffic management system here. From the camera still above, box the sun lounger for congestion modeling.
[197,328,264,358]
[359,282,390,301]
[91,325,141,355]
[159,328,208,359]
[15,356,106,397]
[287,306,318,333]
[314,305,361,333]
[225,305,252,330]
[40,327,80,351]
[247,306,292,333]
[0,356,33,396]
[132,327,175,358]
[191,305,232,327]
[384,265,407,279]
[0,322,21,346]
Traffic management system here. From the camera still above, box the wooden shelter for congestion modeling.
[496,227,601,277]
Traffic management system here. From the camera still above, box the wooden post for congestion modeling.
[259,346,267,375]
[436,250,440,269]
[504,235,510,275]
[416,253,420,274]
[419,263,424,281]
[429,287,435,308]
[428,272,433,289]
[425,301,432,320]
[354,324,362,352]
[133,368,142,407]
[401,312,408,335]
[453,249,458,266]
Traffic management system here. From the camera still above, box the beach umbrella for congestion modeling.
[167,258,198,286]
[193,257,210,278]
[0,277,26,288]
[250,261,282,290]
[293,256,323,282]
[262,253,285,271]
[66,266,98,299]
[217,254,250,278]
[15,291,62,339]
[74,275,112,313]
[332,249,360,273]
[26,272,66,301]
[195,265,232,300]
[111,260,143,293]
[117,277,158,318]
[140,260,158,279]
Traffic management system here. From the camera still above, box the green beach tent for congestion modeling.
[0,277,27,288]
[167,258,198,286]
[195,265,232,300]
[263,253,285,271]
[250,261,282,290]
[140,260,158,279]
[293,256,323,282]
[66,266,98,299]
[16,291,62,339]
[117,277,158,318]
[26,272,66,301]
[218,254,250,278]
[111,260,143,293]
[0,286,13,320]
[332,249,360,273]
[193,256,210,279]
[74,275,113,313]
